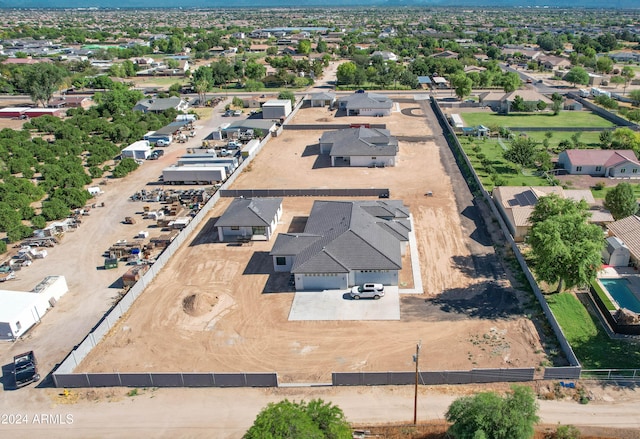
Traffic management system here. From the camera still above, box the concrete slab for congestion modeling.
[288,287,400,321]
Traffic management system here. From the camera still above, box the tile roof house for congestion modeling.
[607,216,640,266]
[270,200,411,291]
[479,89,552,113]
[214,197,283,242]
[319,127,398,167]
[337,92,393,117]
[558,149,640,178]
[493,186,614,241]
[133,97,189,114]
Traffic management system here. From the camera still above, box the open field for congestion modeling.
[461,111,615,128]
[76,99,549,381]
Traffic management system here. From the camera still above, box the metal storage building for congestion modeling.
[121,140,152,160]
[261,99,292,120]
[0,276,69,340]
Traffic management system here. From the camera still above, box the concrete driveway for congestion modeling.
[288,286,400,321]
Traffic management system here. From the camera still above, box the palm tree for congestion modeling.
[194,79,209,106]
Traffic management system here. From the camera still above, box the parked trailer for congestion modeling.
[162,165,227,185]
[122,264,150,287]
[241,139,260,158]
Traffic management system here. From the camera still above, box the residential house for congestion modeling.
[538,54,572,71]
[337,92,393,116]
[607,216,640,267]
[558,149,640,178]
[319,127,398,167]
[479,89,552,113]
[270,200,411,290]
[371,51,398,62]
[133,97,189,114]
[48,96,93,109]
[431,50,458,59]
[214,197,283,242]
[308,92,336,108]
[493,186,614,241]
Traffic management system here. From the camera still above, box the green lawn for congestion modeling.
[459,137,550,191]
[522,131,602,149]
[591,182,640,199]
[546,293,640,369]
[461,112,615,128]
[590,280,616,311]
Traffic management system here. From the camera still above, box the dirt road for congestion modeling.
[1,384,639,438]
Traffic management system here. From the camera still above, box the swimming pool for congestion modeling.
[599,278,640,314]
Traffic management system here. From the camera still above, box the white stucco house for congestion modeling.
[270,200,411,291]
[558,149,640,178]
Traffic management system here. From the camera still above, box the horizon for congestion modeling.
[0,1,638,10]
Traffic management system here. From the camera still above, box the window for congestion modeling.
[634,169,638,174]
[576,166,582,172]
[230,226,239,230]
[621,168,626,173]
[595,166,602,172]
[372,157,377,160]
[15,321,21,330]
[276,257,286,266]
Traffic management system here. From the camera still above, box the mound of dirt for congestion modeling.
[182,293,218,317]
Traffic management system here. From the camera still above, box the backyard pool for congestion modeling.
[599,278,640,314]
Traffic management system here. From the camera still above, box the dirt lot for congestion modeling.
[75,98,547,382]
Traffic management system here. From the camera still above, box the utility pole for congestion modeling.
[413,340,421,425]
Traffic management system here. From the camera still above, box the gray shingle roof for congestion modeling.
[270,200,411,274]
[320,127,398,157]
[214,197,282,228]
[337,93,393,110]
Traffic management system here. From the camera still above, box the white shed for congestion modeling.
[121,140,152,160]
[603,236,631,267]
[0,275,68,340]
[262,99,292,120]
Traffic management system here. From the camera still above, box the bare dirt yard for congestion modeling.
[77,98,548,382]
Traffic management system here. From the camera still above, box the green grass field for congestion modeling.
[461,112,615,128]
[546,293,640,368]
[522,131,602,149]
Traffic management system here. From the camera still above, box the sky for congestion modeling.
[0,0,637,9]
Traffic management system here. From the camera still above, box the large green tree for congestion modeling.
[528,194,604,293]
[503,137,539,168]
[446,386,539,439]
[604,183,638,220]
[451,73,473,100]
[244,399,351,439]
[20,63,66,107]
[563,67,589,86]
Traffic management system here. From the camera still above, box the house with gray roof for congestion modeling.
[308,92,336,108]
[337,92,393,116]
[133,97,189,114]
[319,127,398,167]
[558,149,640,178]
[214,197,283,242]
[270,200,411,291]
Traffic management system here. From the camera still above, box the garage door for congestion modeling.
[298,274,347,291]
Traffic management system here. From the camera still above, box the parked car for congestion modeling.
[13,351,40,388]
[223,110,234,117]
[350,283,385,300]
[156,139,169,147]
[233,110,242,117]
